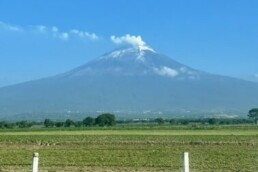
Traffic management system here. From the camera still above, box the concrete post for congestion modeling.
[183,152,189,172]
[32,152,39,172]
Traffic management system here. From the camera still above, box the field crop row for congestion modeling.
[0,128,257,171]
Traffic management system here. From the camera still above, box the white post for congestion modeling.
[32,152,39,172]
[183,152,189,172]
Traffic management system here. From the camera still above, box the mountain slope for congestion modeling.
[0,46,257,119]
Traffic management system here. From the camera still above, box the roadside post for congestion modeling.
[32,152,39,172]
[183,152,189,172]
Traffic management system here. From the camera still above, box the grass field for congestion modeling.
[0,125,257,172]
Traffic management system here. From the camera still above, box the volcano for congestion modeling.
[0,45,257,120]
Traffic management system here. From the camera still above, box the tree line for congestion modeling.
[0,109,257,129]
[119,117,254,125]
[0,113,116,129]
[44,113,116,127]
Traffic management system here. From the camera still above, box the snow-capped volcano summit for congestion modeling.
[136,44,155,52]
[66,46,200,80]
[101,45,155,61]
[0,45,258,120]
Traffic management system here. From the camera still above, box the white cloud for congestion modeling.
[70,29,99,40]
[59,32,69,41]
[110,34,154,52]
[0,21,23,32]
[52,27,100,41]
[85,32,99,40]
[0,21,100,42]
[51,26,69,41]
[52,26,58,33]
[31,25,47,33]
[70,29,81,36]
[154,66,179,78]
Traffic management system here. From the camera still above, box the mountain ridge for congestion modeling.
[0,46,257,120]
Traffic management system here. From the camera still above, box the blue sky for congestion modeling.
[0,0,258,87]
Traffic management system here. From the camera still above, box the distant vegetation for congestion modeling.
[0,112,256,129]
[248,108,258,124]
[119,117,254,126]
[44,113,116,128]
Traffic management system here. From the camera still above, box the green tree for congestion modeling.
[64,119,74,127]
[248,108,258,124]
[155,118,165,125]
[74,121,83,127]
[16,120,33,128]
[4,123,15,129]
[208,118,218,125]
[55,122,64,127]
[44,119,55,128]
[169,119,177,125]
[0,121,7,129]
[83,117,95,126]
[95,113,116,126]
[181,120,189,125]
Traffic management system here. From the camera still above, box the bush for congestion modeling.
[155,118,165,125]
[55,122,64,127]
[208,118,218,125]
[95,113,116,126]
[83,117,95,126]
[16,120,33,128]
[44,119,55,128]
[64,119,74,127]
[169,119,177,125]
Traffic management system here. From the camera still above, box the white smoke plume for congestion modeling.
[110,34,154,52]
